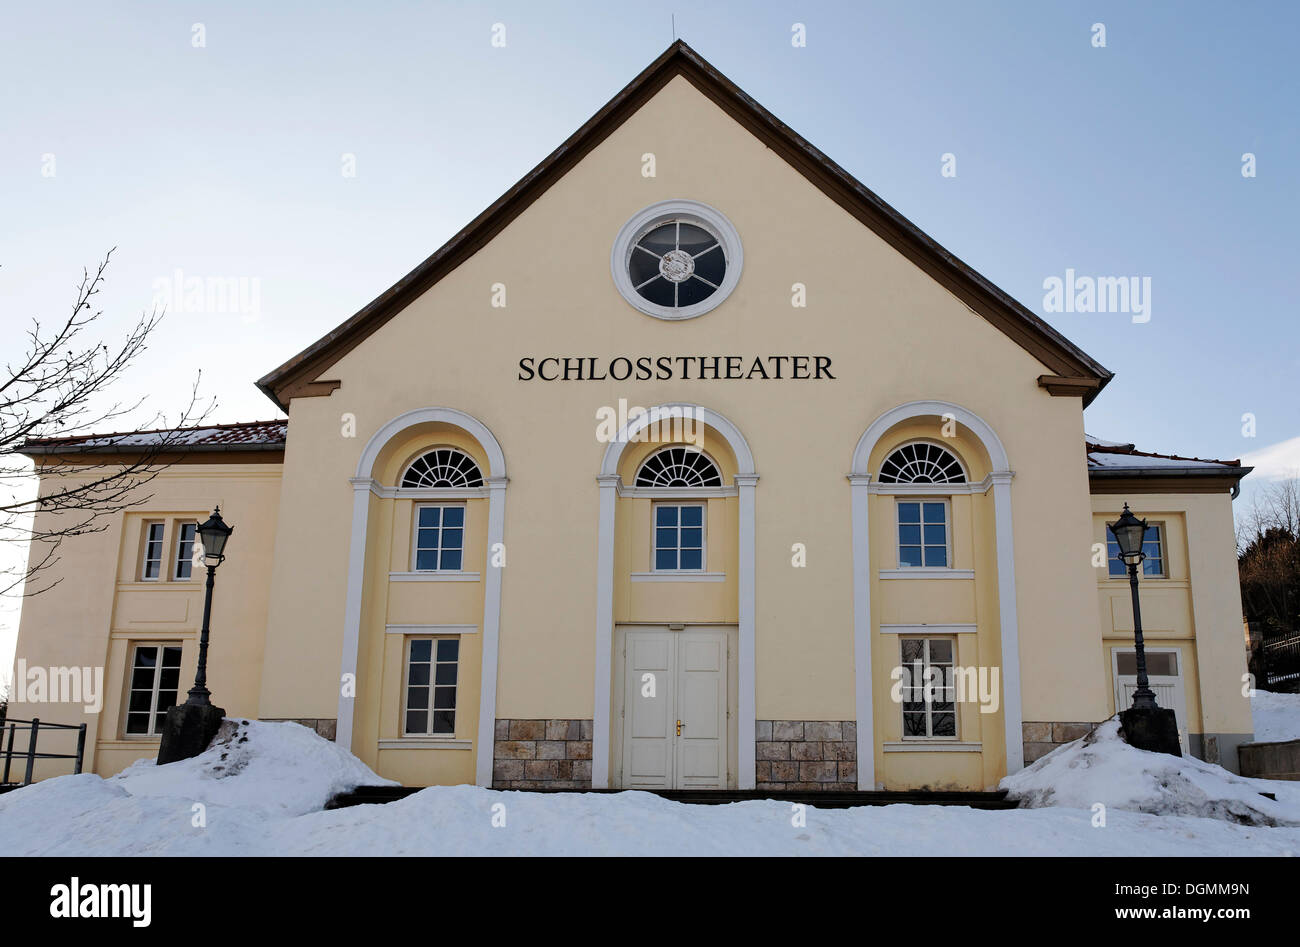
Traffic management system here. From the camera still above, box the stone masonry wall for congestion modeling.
[756,720,857,790]
[1022,721,1094,764]
[493,719,593,789]
[262,718,337,740]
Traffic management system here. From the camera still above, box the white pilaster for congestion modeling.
[735,472,759,790]
[848,474,875,789]
[590,474,620,789]
[475,476,509,786]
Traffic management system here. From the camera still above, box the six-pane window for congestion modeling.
[126,644,182,736]
[897,501,948,568]
[404,638,459,735]
[1107,523,1165,577]
[414,505,465,571]
[654,504,704,571]
[141,522,165,580]
[173,522,198,580]
[900,637,957,738]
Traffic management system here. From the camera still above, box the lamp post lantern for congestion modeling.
[1107,503,1182,756]
[186,507,234,707]
[1108,503,1158,711]
[158,506,234,765]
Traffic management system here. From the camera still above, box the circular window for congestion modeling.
[611,200,742,320]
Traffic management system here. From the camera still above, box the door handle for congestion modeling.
[676,719,683,736]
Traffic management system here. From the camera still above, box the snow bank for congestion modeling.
[1252,689,1300,743]
[107,718,395,817]
[3,718,1299,856]
[1002,718,1300,826]
[0,718,394,856]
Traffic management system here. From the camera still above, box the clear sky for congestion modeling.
[2,1,1297,669]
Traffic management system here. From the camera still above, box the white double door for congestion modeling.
[1112,646,1189,752]
[619,626,730,790]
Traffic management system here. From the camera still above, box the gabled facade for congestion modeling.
[10,43,1254,788]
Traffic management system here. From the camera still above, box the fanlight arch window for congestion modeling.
[634,446,723,488]
[878,442,967,485]
[401,448,484,488]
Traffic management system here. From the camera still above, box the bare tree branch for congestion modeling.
[1,252,215,596]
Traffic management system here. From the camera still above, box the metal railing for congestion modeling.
[1263,633,1300,689]
[0,718,88,790]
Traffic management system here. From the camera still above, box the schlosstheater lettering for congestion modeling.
[517,355,836,381]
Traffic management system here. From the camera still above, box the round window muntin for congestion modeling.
[611,200,743,321]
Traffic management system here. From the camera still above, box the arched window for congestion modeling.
[878,442,966,484]
[634,446,722,488]
[401,448,484,488]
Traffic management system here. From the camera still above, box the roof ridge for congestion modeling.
[21,418,287,448]
[1086,442,1242,467]
[255,39,1111,411]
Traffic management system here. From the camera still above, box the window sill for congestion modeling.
[883,741,983,753]
[879,569,974,580]
[389,571,481,582]
[878,623,977,635]
[100,738,161,748]
[115,582,198,591]
[379,738,472,751]
[631,572,726,583]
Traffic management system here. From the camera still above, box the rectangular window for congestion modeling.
[173,522,198,580]
[897,500,949,568]
[900,637,957,738]
[1107,523,1165,577]
[141,522,165,580]
[413,504,465,571]
[653,503,705,571]
[1116,651,1178,676]
[125,644,183,736]
[404,637,459,736]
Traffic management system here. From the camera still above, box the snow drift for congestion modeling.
[1002,718,1300,826]
[106,718,396,817]
[2,718,1299,856]
[1251,689,1300,743]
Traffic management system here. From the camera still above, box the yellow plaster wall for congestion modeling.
[9,463,282,778]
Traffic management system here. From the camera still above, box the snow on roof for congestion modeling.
[19,419,288,455]
[1085,435,1247,477]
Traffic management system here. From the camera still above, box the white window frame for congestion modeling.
[1106,520,1167,579]
[402,636,460,737]
[899,636,959,741]
[124,642,183,738]
[141,521,166,581]
[411,502,467,573]
[878,439,969,485]
[651,501,707,573]
[173,521,198,580]
[895,497,952,569]
[610,199,744,321]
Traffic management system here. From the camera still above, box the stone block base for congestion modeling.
[1119,707,1182,757]
[755,720,857,790]
[157,701,226,765]
[493,719,593,789]
[1022,721,1095,764]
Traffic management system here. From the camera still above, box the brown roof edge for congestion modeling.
[255,40,1112,412]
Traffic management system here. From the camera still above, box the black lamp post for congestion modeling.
[1107,503,1181,756]
[158,506,234,764]
[1108,504,1158,711]
[185,507,234,706]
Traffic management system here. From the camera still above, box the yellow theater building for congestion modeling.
[11,43,1254,791]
